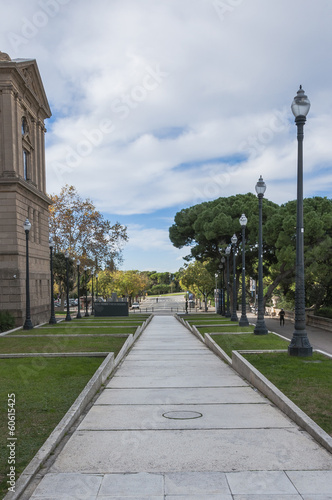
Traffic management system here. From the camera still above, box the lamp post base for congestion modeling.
[254,319,268,335]
[49,316,57,325]
[288,331,312,357]
[239,315,249,327]
[231,312,238,321]
[23,319,33,330]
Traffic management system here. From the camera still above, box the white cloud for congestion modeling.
[2,0,332,270]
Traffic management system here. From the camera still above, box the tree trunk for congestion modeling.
[263,263,294,306]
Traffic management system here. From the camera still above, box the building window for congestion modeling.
[23,150,29,180]
[22,117,28,135]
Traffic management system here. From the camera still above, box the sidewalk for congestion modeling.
[28,315,332,499]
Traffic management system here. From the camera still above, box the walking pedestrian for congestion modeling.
[279,308,285,326]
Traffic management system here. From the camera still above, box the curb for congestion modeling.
[4,315,152,500]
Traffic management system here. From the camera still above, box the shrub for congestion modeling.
[314,307,332,319]
[0,310,15,332]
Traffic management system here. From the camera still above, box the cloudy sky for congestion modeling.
[1,0,332,271]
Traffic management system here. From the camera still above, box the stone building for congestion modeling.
[0,51,52,326]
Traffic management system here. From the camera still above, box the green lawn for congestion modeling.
[8,326,137,336]
[0,335,128,354]
[0,357,103,498]
[211,332,289,357]
[244,352,332,437]
[198,325,255,335]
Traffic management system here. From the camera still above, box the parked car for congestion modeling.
[132,302,140,309]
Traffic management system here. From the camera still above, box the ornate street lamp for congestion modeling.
[49,237,57,324]
[76,259,82,319]
[215,273,218,315]
[96,273,99,301]
[65,250,71,321]
[84,266,89,317]
[220,256,226,315]
[254,175,268,335]
[91,269,95,315]
[239,214,249,326]
[288,86,312,356]
[225,246,231,317]
[231,234,238,321]
[23,218,33,330]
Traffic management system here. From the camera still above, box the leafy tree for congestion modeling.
[179,261,215,311]
[113,270,149,306]
[53,252,75,310]
[170,194,332,309]
[49,185,128,268]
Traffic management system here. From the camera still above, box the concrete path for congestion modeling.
[29,316,332,499]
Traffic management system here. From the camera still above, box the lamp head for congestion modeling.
[77,259,80,266]
[231,233,237,245]
[225,245,231,255]
[49,236,54,248]
[291,85,310,117]
[255,175,266,196]
[23,218,31,232]
[65,250,69,259]
[239,213,248,227]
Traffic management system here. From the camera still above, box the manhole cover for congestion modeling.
[162,411,203,420]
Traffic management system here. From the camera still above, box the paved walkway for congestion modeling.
[29,316,332,499]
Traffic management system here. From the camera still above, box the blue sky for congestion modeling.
[1,0,332,271]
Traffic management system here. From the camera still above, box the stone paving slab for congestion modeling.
[77,402,291,430]
[106,374,246,387]
[95,386,266,405]
[30,470,332,499]
[49,428,332,473]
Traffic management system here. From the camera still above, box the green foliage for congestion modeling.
[0,311,15,332]
[314,307,332,319]
[170,194,332,309]
[148,284,171,295]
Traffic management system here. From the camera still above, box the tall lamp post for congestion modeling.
[221,256,226,315]
[288,86,313,356]
[254,175,268,335]
[231,234,238,321]
[96,273,99,301]
[65,250,71,321]
[239,214,249,326]
[49,237,57,324]
[76,260,82,319]
[91,269,95,315]
[225,246,231,317]
[23,218,33,330]
[84,266,89,317]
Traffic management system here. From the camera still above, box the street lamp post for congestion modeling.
[225,246,231,317]
[49,237,57,324]
[239,214,249,326]
[231,234,238,321]
[221,256,226,315]
[91,269,95,315]
[96,273,99,301]
[84,266,89,317]
[65,250,71,321]
[288,86,312,356]
[76,259,82,319]
[23,218,33,330]
[254,175,268,335]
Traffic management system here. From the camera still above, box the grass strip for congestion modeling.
[211,332,288,357]
[7,326,137,336]
[198,325,255,336]
[0,335,128,354]
[243,352,332,437]
[0,357,103,497]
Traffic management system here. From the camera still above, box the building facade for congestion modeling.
[0,51,52,326]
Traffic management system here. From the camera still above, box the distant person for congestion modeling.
[279,308,285,326]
